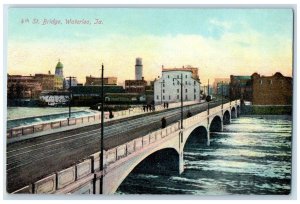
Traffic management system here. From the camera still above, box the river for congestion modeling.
[116,116,292,195]
[7,107,96,129]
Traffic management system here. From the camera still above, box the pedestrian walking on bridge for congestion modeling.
[161,117,167,129]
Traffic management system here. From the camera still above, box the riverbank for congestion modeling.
[241,105,292,115]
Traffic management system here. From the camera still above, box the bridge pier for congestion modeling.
[207,130,210,146]
[179,151,184,174]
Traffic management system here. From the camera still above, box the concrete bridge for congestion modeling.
[13,100,240,194]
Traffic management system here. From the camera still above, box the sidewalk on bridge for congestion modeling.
[7,100,205,144]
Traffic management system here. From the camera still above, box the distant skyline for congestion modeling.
[8,8,293,85]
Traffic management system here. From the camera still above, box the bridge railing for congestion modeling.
[12,121,181,194]
[104,121,180,167]
[7,101,200,139]
[182,111,207,128]
[223,102,231,110]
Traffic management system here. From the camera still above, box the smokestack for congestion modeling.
[135,57,143,80]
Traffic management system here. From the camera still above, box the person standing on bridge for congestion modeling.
[187,110,192,118]
[161,117,167,129]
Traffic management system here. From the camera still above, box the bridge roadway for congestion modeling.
[7,100,224,193]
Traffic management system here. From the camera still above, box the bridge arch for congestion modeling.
[183,125,208,149]
[109,147,180,194]
[223,110,231,125]
[209,115,222,132]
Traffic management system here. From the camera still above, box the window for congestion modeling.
[163,83,165,87]
[194,94,196,100]
[194,81,196,85]
[194,88,196,93]
[270,80,273,85]
[173,82,175,86]
[177,81,179,85]
[185,89,188,93]
[185,81,187,85]
[157,95,159,100]
[260,80,263,85]
[168,75,169,78]
[177,75,179,78]
[177,95,179,99]
[163,89,165,93]
[185,75,187,78]
[186,95,188,100]
[169,95,171,100]
[163,95,165,100]
[177,89,179,93]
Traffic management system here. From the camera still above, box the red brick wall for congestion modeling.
[252,75,292,105]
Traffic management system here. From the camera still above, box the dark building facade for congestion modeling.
[216,82,230,98]
[85,75,117,86]
[125,78,147,94]
[70,85,124,106]
[251,72,292,105]
[7,75,42,99]
[230,75,252,101]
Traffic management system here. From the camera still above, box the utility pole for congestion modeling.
[100,63,104,194]
[221,81,224,109]
[207,79,210,115]
[159,81,165,105]
[173,74,183,129]
[180,73,183,129]
[67,76,76,118]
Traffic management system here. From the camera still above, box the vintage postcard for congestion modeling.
[5,6,294,196]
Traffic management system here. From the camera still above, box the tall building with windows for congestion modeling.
[154,67,201,105]
[34,72,55,91]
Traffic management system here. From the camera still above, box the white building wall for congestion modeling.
[154,70,200,105]
[64,78,78,90]
[39,95,69,106]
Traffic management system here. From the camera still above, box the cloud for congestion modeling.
[7,29,293,85]
[209,19,232,31]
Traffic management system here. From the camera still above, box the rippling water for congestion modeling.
[7,107,95,129]
[117,116,292,195]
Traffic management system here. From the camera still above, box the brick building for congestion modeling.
[125,78,147,94]
[162,65,200,82]
[7,75,42,99]
[85,75,117,86]
[34,72,55,91]
[251,72,292,105]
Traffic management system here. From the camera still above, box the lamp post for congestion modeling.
[221,81,224,109]
[173,74,183,129]
[159,81,165,105]
[207,79,210,115]
[100,63,104,194]
[67,76,76,118]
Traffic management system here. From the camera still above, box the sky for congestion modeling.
[7,8,294,85]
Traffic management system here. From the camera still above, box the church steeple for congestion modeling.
[55,59,64,77]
